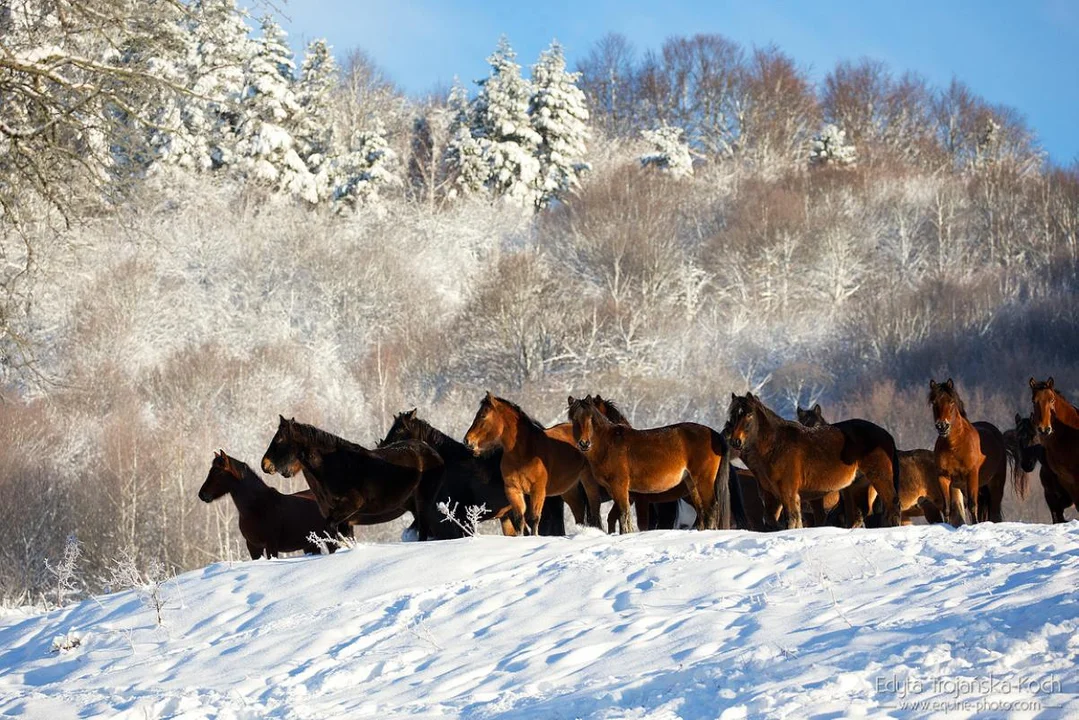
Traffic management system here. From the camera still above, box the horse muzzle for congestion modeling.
[935,422,951,437]
[198,491,212,503]
[261,457,276,474]
[729,437,743,450]
[577,439,591,452]
[1037,425,1053,437]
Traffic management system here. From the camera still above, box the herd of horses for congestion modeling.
[197,377,1079,559]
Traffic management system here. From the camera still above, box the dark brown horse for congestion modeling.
[261,416,444,534]
[567,395,733,533]
[726,393,900,529]
[797,404,948,524]
[379,409,567,537]
[928,379,1013,523]
[1007,413,1064,522]
[199,451,352,558]
[463,393,599,536]
[1030,377,1079,515]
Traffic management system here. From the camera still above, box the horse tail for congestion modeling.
[891,435,902,522]
[1002,433,1030,501]
[728,461,748,530]
[713,431,734,530]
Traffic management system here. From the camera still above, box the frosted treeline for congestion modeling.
[0,6,1077,603]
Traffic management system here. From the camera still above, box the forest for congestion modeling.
[0,0,1076,605]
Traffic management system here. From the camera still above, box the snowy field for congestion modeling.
[1,523,1078,719]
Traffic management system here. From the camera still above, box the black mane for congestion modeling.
[492,395,548,433]
[287,420,366,453]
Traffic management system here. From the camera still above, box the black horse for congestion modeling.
[261,416,445,538]
[1010,414,1068,523]
[380,409,567,537]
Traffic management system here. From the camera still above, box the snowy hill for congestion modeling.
[2,524,1078,718]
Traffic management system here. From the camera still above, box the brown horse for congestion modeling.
[567,395,733,533]
[1030,377,1079,514]
[561,395,695,533]
[928,379,1013,523]
[199,451,352,558]
[1008,413,1064,522]
[463,393,599,536]
[726,393,900,529]
[798,404,948,524]
[379,409,568,537]
[261,416,444,533]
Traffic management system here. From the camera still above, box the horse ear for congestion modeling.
[945,378,954,390]
[929,380,937,390]
[1048,377,1055,389]
[406,408,417,419]
[219,452,232,472]
[813,403,822,414]
[567,395,575,407]
[1015,413,1023,424]
[1029,377,1037,389]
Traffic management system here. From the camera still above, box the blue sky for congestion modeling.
[277,1,1079,166]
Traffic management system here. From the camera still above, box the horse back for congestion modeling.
[972,421,1006,481]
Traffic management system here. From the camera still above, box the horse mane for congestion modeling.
[928,383,968,419]
[288,420,365,453]
[379,412,457,450]
[491,395,547,433]
[592,395,630,425]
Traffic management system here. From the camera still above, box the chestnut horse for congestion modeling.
[199,451,352,558]
[1008,413,1065,522]
[379,409,567,537]
[928,379,1014,523]
[463,393,599,536]
[1030,377,1079,515]
[261,416,444,534]
[797,404,948,524]
[567,395,733,533]
[725,393,900,529]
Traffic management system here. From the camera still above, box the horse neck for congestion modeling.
[228,466,272,515]
[942,413,979,450]
[418,423,471,461]
[500,408,540,458]
[1052,391,1079,429]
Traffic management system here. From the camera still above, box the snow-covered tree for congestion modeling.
[234,16,316,202]
[529,41,590,209]
[176,0,254,171]
[640,124,693,178]
[295,38,341,201]
[809,123,857,167]
[472,37,542,206]
[333,121,400,210]
[443,80,488,199]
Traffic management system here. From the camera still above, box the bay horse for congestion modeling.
[199,451,352,558]
[559,395,689,533]
[725,393,900,529]
[1030,377,1079,515]
[463,393,600,536]
[379,409,567,537]
[797,404,948,524]
[1008,413,1066,522]
[928,379,1014,523]
[567,395,733,533]
[261,416,444,535]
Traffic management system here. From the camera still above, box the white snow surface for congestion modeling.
[2,523,1078,718]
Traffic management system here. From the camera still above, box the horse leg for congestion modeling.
[680,472,707,530]
[782,487,803,530]
[988,471,1005,523]
[247,541,264,560]
[563,485,587,526]
[842,490,864,529]
[920,498,945,524]
[505,488,528,536]
[527,483,546,537]
[612,479,634,534]
[581,477,604,529]
[635,499,651,532]
[500,515,519,537]
[606,504,620,534]
[965,471,980,524]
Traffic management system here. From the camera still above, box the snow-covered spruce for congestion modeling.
[809,123,858,167]
[640,124,694,178]
[529,40,591,209]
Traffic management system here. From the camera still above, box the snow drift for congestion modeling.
[1,523,1078,718]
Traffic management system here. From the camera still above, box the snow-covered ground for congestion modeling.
[1,523,1078,719]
